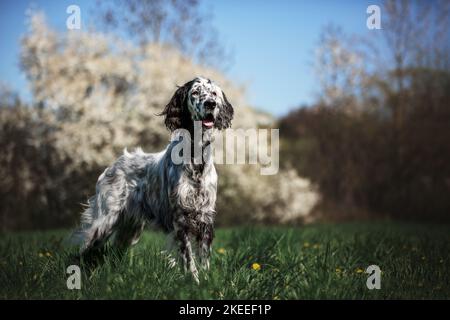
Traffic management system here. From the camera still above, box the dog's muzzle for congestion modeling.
[202,99,216,128]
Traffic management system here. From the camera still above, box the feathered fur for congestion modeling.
[74,77,233,283]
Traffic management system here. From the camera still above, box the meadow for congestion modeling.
[1,222,448,299]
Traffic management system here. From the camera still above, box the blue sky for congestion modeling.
[0,0,382,116]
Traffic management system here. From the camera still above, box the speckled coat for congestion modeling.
[74,77,234,283]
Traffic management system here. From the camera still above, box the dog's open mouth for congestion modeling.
[202,114,215,128]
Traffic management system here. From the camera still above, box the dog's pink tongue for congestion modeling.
[202,120,214,128]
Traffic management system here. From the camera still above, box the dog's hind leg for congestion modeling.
[80,212,120,258]
[78,167,128,259]
[113,221,146,250]
[112,184,148,250]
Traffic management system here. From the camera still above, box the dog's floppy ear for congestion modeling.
[159,82,192,131]
[215,91,234,130]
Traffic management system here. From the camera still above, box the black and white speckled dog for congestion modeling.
[75,77,233,282]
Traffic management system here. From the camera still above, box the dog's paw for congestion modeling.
[160,250,178,268]
[192,270,200,285]
[201,259,210,271]
[168,257,177,269]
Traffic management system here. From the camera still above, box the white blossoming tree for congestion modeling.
[14,12,319,229]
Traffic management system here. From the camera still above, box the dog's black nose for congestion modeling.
[204,99,216,110]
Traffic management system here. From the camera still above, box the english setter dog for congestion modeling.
[74,77,233,283]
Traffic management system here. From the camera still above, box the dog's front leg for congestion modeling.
[197,222,214,271]
[174,218,199,284]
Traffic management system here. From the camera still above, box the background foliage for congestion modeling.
[0,6,318,231]
[280,0,450,222]
[1,0,449,231]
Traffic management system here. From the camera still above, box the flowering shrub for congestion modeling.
[0,12,320,230]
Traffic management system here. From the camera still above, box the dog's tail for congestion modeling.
[69,200,122,266]
[70,196,96,247]
[74,195,124,256]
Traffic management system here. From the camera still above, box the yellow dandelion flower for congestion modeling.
[45,252,52,257]
[303,242,310,248]
[217,248,226,254]
[252,263,261,271]
[356,268,364,273]
[335,268,342,273]
[38,253,44,258]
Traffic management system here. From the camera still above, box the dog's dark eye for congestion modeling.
[212,92,217,97]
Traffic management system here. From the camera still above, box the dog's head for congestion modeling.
[160,77,234,131]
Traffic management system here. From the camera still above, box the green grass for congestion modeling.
[0,222,449,299]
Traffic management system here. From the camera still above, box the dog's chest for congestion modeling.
[174,166,217,214]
